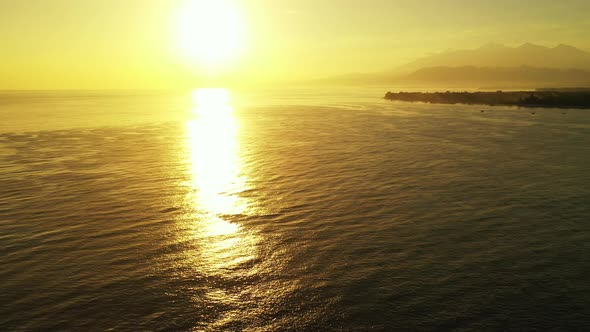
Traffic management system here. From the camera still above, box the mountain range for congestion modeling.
[315,43,590,88]
[403,43,590,71]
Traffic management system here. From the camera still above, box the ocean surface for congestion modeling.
[1,88,590,331]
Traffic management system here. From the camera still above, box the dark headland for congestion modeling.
[384,89,590,109]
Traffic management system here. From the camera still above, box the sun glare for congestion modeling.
[192,88,234,117]
[175,0,247,72]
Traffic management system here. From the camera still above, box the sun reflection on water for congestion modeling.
[187,88,249,218]
[183,88,258,273]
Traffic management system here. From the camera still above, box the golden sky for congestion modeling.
[1,0,589,89]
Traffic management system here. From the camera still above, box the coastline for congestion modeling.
[384,90,590,109]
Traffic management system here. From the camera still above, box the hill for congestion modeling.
[402,43,590,72]
[400,66,590,88]
[310,43,590,88]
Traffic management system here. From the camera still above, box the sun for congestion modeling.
[174,0,247,72]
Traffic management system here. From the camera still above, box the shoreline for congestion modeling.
[384,90,590,109]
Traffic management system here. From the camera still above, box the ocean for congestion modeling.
[1,88,590,331]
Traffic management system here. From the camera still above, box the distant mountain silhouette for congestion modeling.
[400,66,590,87]
[310,43,590,88]
[402,43,590,71]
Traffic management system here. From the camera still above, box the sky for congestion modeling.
[1,0,589,89]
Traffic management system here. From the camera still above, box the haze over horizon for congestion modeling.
[1,0,590,89]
